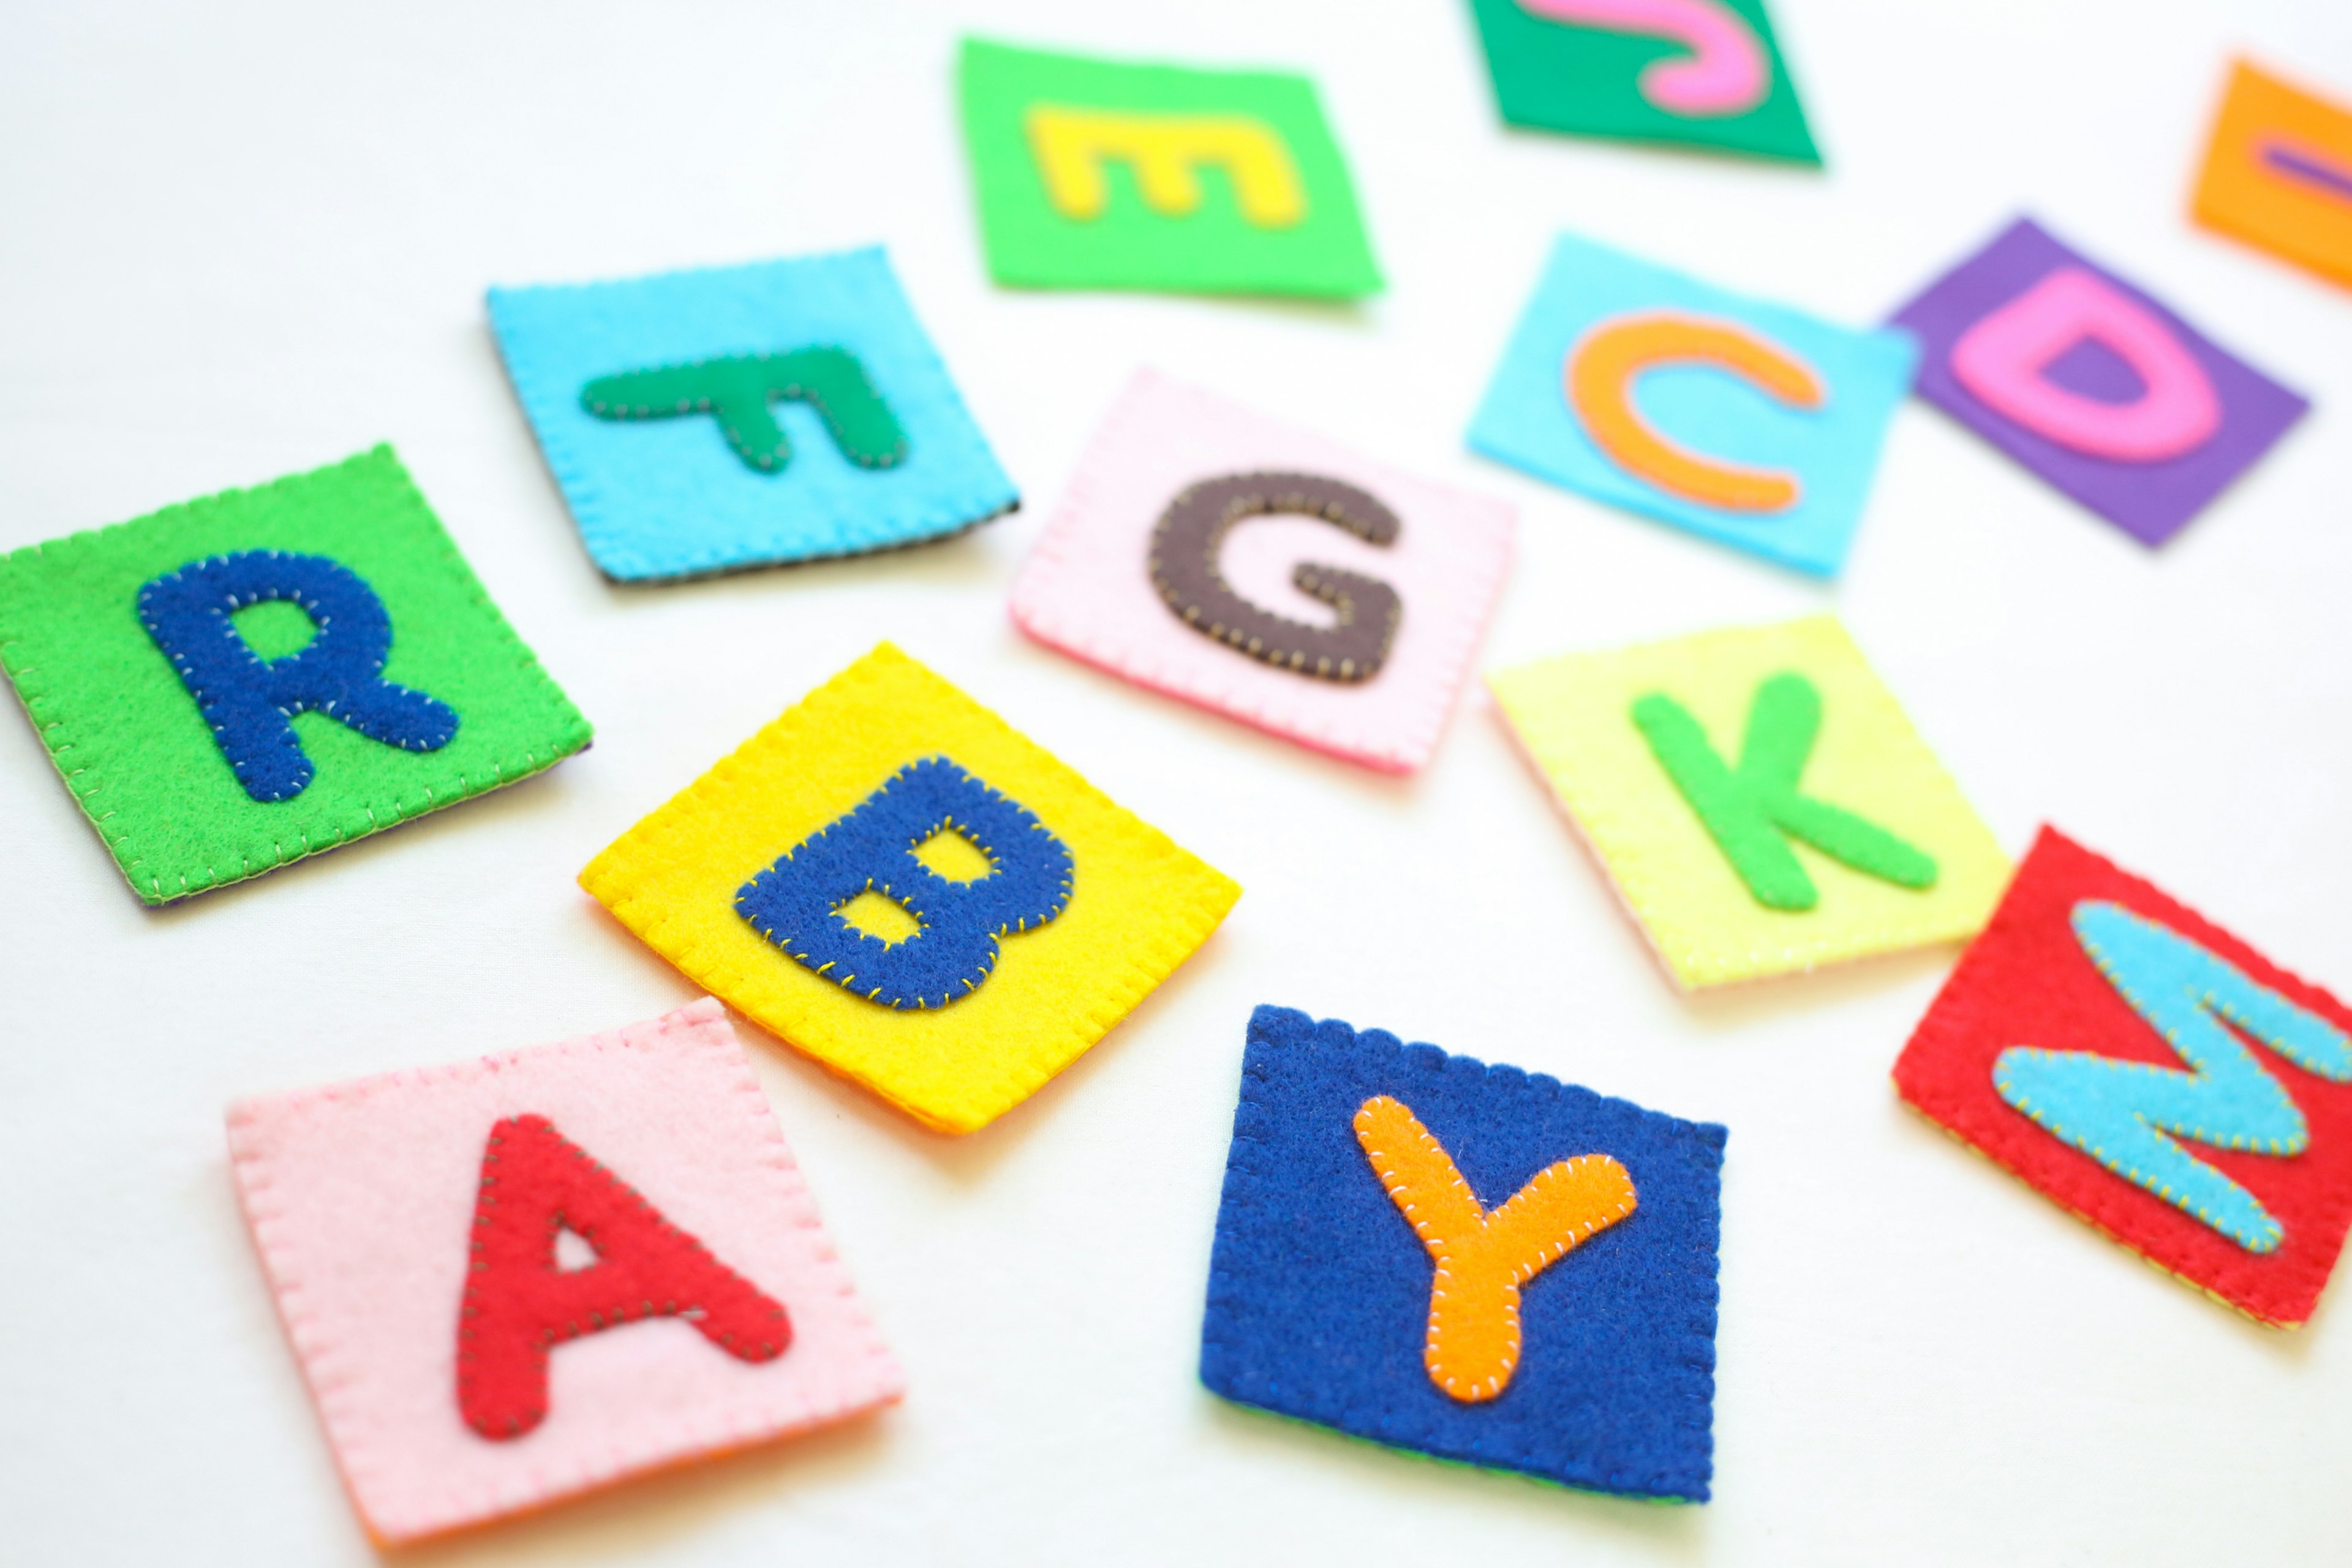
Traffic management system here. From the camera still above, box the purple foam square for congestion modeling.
[1890,217,2307,546]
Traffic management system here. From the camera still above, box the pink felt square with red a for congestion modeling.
[225,998,903,1544]
[1010,370,1515,772]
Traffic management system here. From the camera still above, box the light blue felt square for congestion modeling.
[489,248,1018,581]
[1468,233,1917,578]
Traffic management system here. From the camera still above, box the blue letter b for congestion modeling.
[735,757,1073,1009]
[138,550,460,802]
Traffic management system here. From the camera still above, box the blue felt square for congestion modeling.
[489,248,1018,581]
[1200,1005,1725,1501]
[1468,232,1917,578]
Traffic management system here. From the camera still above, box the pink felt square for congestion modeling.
[225,998,904,1544]
[1010,370,1515,772]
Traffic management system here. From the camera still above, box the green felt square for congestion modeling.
[0,446,592,905]
[956,37,1382,300]
[1465,0,1820,167]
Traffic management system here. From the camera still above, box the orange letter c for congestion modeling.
[1566,312,1826,513]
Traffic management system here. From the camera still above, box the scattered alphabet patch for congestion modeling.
[1202,1005,1724,1500]
[1893,828,2352,1327]
[1464,0,1820,165]
[1011,371,1513,774]
[956,39,1382,299]
[0,446,590,905]
[489,247,1017,581]
[2192,58,2352,293]
[1468,232,1915,578]
[224,999,903,1544]
[1488,615,2009,990]
[579,642,1240,1134]
[1888,216,2307,548]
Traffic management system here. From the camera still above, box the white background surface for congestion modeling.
[4,1,2351,1562]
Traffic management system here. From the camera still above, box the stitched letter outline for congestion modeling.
[456,1115,792,1440]
[1567,312,1825,513]
[1518,0,1771,118]
[1025,107,1306,228]
[1148,470,1403,682]
[1994,901,2352,1253]
[138,550,459,804]
[582,348,909,475]
[1632,672,1936,910]
[1949,267,2222,462]
[1355,1095,1637,1402]
[736,756,1074,1010]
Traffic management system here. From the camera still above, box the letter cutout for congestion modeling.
[1567,312,1825,513]
[137,550,459,804]
[2260,140,2352,203]
[456,1114,792,1441]
[1518,0,1771,117]
[1025,107,1307,228]
[1354,1095,1637,1403]
[1994,901,2352,1253]
[1949,268,2222,462]
[736,756,1074,1010]
[1632,672,1937,911]
[581,347,909,475]
[1148,470,1403,682]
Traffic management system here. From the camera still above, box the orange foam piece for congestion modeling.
[1353,1094,1638,1403]
[2192,58,2352,291]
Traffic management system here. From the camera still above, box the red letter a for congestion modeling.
[456,1114,792,1440]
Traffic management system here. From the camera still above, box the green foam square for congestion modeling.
[1464,0,1820,167]
[956,37,1382,300]
[0,446,593,905]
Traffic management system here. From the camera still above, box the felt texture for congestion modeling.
[1468,232,1916,579]
[1888,216,2308,548]
[734,755,1076,1011]
[138,551,462,802]
[1011,370,1513,773]
[2192,58,2352,292]
[1354,1095,1638,1403]
[1894,829,2352,1327]
[1202,1005,1724,1501]
[489,248,1017,581]
[580,348,910,475]
[0,447,591,905]
[1148,470,1403,682]
[456,1114,794,1441]
[1464,0,1819,165]
[1488,615,2009,990]
[225,999,904,1544]
[956,39,1382,300]
[578,643,1240,1134]
[1631,673,1939,911]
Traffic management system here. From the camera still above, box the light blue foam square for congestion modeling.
[1468,233,1917,578]
[490,247,1018,581]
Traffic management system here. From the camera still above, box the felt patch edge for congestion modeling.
[1485,612,2009,990]
[1008,370,1516,773]
[1890,824,2352,1329]
[1199,1003,1724,1501]
[223,997,908,1544]
[578,641,1242,1134]
[0,445,594,907]
[486,247,1022,584]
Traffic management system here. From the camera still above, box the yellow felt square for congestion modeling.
[581,643,1240,1133]
[1488,615,2009,991]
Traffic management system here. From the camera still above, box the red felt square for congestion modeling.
[1893,826,2352,1325]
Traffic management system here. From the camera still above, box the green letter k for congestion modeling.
[1630,673,1937,912]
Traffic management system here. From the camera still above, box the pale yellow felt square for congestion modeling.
[581,643,1240,1133]
[1488,615,2009,990]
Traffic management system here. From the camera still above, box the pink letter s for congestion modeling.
[1519,0,1771,118]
